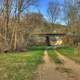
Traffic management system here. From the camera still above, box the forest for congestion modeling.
[0,0,79,52]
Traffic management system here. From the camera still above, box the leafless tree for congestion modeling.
[0,0,38,52]
[47,1,60,23]
[47,0,60,32]
[64,0,80,47]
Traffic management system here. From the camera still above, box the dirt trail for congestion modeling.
[55,50,80,80]
[36,50,72,80]
[43,50,51,64]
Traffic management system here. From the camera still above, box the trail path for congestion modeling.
[55,50,80,80]
[36,50,72,80]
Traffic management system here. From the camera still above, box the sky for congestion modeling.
[0,0,3,7]
[0,0,65,25]
[38,0,64,16]
[30,0,65,25]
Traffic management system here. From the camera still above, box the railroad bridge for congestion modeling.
[33,33,65,46]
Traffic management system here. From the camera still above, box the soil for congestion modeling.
[35,50,80,80]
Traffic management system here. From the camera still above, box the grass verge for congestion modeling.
[0,50,44,80]
[57,47,80,63]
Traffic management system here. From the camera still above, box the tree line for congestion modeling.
[0,0,80,52]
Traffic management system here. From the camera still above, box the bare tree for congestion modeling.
[47,0,60,32]
[0,0,38,52]
[47,1,60,23]
[64,0,80,47]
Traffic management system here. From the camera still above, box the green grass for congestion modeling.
[57,47,74,58]
[0,50,44,80]
[30,46,53,51]
[48,49,63,64]
[57,47,74,56]
[31,46,62,64]
[57,47,80,63]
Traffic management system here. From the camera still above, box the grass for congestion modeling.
[57,47,74,56]
[31,46,62,64]
[48,49,63,64]
[57,47,80,63]
[30,46,53,51]
[0,50,44,80]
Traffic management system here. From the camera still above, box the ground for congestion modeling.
[0,50,44,80]
[36,50,80,80]
[0,47,80,80]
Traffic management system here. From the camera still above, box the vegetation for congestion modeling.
[0,50,44,80]
[0,0,79,52]
[48,49,62,64]
[0,0,80,80]
[57,47,80,63]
